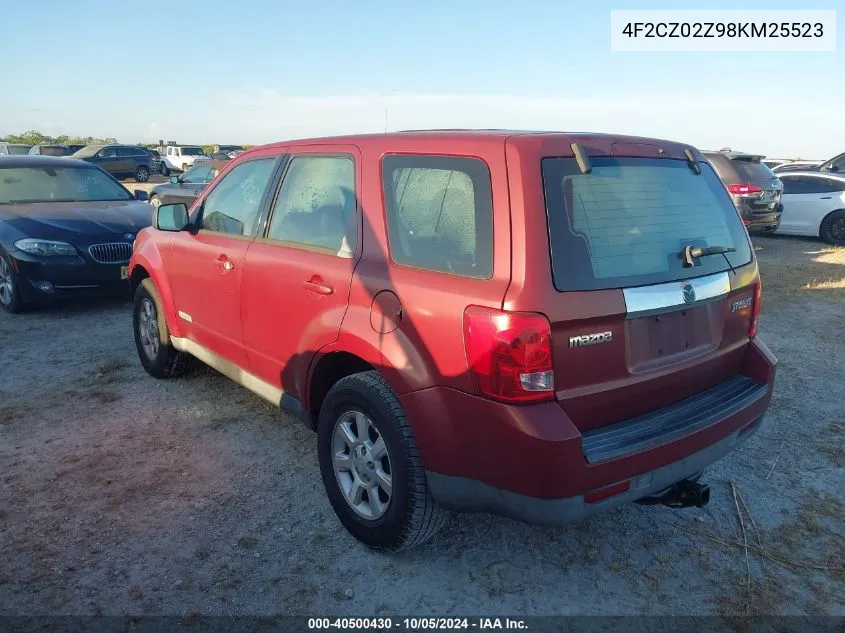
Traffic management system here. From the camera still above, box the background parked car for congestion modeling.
[775,172,845,245]
[0,142,33,155]
[146,148,163,174]
[147,161,225,208]
[72,144,155,182]
[0,156,153,312]
[66,144,86,153]
[703,150,783,234]
[28,144,73,157]
[210,151,232,161]
[157,144,210,175]
[773,151,845,174]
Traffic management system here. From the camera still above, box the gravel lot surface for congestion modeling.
[0,235,842,616]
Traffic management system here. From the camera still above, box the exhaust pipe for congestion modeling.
[635,477,711,509]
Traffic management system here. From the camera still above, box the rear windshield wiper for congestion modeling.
[682,244,736,267]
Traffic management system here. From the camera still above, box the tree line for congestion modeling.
[1,130,252,155]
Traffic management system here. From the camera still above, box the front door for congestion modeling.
[167,155,279,368]
[240,147,360,401]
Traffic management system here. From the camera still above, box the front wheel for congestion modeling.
[0,252,26,313]
[820,209,845,246]
[317,371,446,551]
[133,278,190,378]
[135,166,150,182]
[181,162,189,172]
[149,194,161,208]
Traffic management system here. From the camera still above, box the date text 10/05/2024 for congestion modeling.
[307,617,528,630]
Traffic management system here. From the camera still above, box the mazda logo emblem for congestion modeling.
[682,283,696,304]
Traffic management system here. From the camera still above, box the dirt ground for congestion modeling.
[0,235,842,616]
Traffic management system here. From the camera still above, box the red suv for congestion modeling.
[128,131,776,551]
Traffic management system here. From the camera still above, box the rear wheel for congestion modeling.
[135,166,150,182]
[160,163,169,176]
[133,278,190,378]
[0,252,26,313]
[317,371,446,551]
[820,209,845,246]
[181,162,189,172]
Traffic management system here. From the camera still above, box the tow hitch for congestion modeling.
[635,477,711,509]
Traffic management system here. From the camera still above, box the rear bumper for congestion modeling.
[427,415,763,525]
[402,338,776,525]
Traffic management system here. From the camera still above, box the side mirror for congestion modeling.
[154,203,190,232]
[169,175,180,184]
[134,189,149,201]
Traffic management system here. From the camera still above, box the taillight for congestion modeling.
[727,183,763,195]
[749,279,762,338]
[463,306,554,403]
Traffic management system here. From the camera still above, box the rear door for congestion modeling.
[239,146,360,399]
[537,153,758,432]
[96,147,121,175]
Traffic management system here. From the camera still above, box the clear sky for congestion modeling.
[0,0,841,158]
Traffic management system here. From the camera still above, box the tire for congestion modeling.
[0,251,26,314]
[317,371,446,551]
[160,163,169,177]
[820,209,845,246]
[181,163,189,173]
[149,194,161,208]
[135,166,150,182]
[132,278,190,378]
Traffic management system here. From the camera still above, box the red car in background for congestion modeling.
[128,130,776,551]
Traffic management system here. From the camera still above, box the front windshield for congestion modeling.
[0,165,133,204]
[181,147,205,156]
[72,145,103,158]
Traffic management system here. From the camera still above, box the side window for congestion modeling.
[801,177,833,195]
[266,156,356,253]
[824,178,845,193]
[100,147,117,158]
[29,147,39,155]
[382,155,493,279]
[200,159,276,237]
[826,154,845,172]
[780,176,801,195]
[117,147,134,157]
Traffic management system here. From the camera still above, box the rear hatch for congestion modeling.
[540,152,759,432]
[719,154,783,224]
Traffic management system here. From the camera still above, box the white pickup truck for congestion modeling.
[157,145,211,175]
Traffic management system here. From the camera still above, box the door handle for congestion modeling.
[820,196,833,199]
[215,256,234,271]
[303,277,334,295]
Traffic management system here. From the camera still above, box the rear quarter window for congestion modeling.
[542,157,753,291]
[382,155,493,279]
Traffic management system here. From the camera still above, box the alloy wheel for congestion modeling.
[331,410,393,520]
[138,297,160,360]
[0,256,13,306]
[830,217,845,243]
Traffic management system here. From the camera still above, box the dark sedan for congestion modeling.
[147,161,225,208]
[0,156,154,312]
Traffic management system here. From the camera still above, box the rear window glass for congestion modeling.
[382,155,493,279]
[542,157,753,291]
[181,147,205,156]
[730,158,775,182]
[39,146,70,156]
[6,145,32,155]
